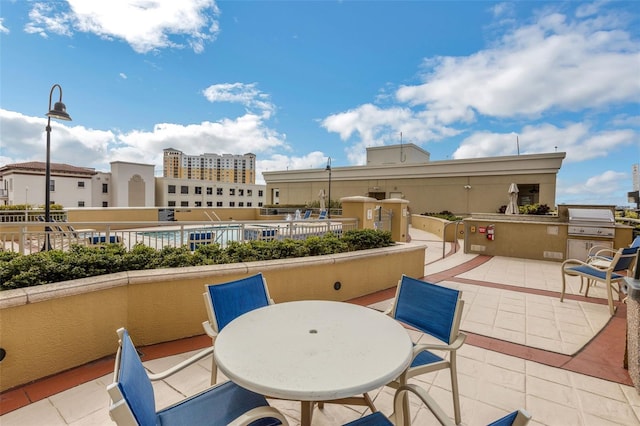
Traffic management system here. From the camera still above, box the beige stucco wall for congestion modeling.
[411,214,464,242]
[66,207,262,224]
[410,212,633,261]
[0,243,425,392]
[264,152,565,216]
[463,214,633,261]
[266,173,558,217]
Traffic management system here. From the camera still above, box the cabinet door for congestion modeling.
[566,239,613,260]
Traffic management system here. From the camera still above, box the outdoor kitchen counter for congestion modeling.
[462,212,633,262]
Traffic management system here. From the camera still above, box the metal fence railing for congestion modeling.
[0,218,358,255]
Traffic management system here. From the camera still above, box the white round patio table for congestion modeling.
[214,300,413,425]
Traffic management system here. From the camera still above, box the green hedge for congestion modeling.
[420,211,463,221]
[0,229,393,290]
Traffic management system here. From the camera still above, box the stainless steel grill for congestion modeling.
[567,208,615,238]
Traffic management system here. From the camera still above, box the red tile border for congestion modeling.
[0,388,30,416]
[0,334,211,416]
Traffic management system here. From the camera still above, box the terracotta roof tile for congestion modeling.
[0,162,97,175]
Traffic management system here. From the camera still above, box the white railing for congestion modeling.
[0,210,67,223]
[0,218,357,255]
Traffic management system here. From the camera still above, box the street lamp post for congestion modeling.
[43,84,72,251]
[326,157,332,219]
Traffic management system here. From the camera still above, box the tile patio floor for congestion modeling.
[1,227,639,425]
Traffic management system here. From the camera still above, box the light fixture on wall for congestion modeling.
[43,84,72,251]
[464,184,472,190]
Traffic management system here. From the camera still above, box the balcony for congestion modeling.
[0,227,638,425]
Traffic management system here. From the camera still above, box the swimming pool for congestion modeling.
[136,225,242,249]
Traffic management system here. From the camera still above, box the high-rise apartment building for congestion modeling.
[163,148,256,184]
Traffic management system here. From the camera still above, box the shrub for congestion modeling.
[499,203,551,215]
[0,229,395,290]
[342,229,393,251]
[520,203,551,215]
[420,211,463,221]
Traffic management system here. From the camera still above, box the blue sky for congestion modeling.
[0,0,638,207]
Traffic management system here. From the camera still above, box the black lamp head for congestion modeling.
[47,102,72,121]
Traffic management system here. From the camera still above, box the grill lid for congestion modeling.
[568,208,614,226]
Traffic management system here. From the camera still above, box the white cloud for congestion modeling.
[558,170,628,205]
[321,104,460,165]
[24,0,220,53]
[321,3,640,165]
[202,83,275,118]
[452,122,636,162]
[119,72,127,79]
[25,2,73,38]
[0,108,291,180]
[257,151,328,184]
[491,2,515,19]
[0,18,10,34]
[0,109,115,168]
[397,12,639,121]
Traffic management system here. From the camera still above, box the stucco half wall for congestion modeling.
[0,243,425,392]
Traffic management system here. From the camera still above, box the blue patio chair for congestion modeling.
[107,328,287,426]
[561,246,639,316]
[202,273,274,384]
[303,209,312,219]
[317,210,327,219]
[385,275,466,425]
[343,384,531,426]
[587,236,640,263]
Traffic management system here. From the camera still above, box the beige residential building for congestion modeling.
[263,144,566,215]
[0,162,99,208]
[163,148,256,184]
[155,177,265,208]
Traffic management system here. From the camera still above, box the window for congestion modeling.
[168,201,176,207]
[217,188,223,195]
[168,185,176,194]
[181,201,189,207]
[247,202,252,207]
[258,202,263,207]
[77,201,85,207]
[195,201,202,207]
[229,188,235,196]
[258,190,264,197]
[207,201,213,207]
[102,201,109,207]
[229,201,235,207]
[239,189,244,196]
[77,181,85,188]
[195,186,202,195]
[102,183,108,193]
[206,187,213,195]
[181,186,189,194]
[50,180,56,192]
[247,189,253,196]
[216,201,223,207]
[239,202,244,207]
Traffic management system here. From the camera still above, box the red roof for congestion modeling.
[0,161,97,176]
